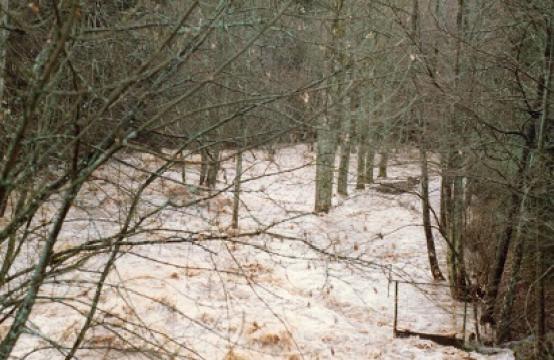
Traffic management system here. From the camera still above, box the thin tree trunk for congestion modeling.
[0,0,9,217]
[0,191,6,217]
[180,151,186,184]
[439,156,451,234]
[0,0,7,102]
[534,215,546,359]
[410,0,444,282]
[356,107,369,189]
[335,5,352,197]
[532,17,553,356]
[449,167,467,298]
[378,151,388,178]
[231,149,242,229]
[315,114,337,213]
[445,0,468,299]
[199,148,208,185]
[349,111,357,154]
[337,93,352,196]
[206,147,220,189]
[0,187,27,286]
[420,146,445,281]
[365,145,375,184]
[314,0,344,212]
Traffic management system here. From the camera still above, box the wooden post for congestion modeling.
[393,280,399,337]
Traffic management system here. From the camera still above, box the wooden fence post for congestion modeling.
[393,280,399,337]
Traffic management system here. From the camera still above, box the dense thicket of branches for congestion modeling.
[0,0,552,359]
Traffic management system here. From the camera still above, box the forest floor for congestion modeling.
[7,145,514,359]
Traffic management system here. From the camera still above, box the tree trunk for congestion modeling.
[199,148,209,185]
[356,107,369,189]
[481,133,531,324]
[179,151,186,184]
[378,151,388,178]
[231,148,242,229]
[534,215,546,359]
[532,18,553,356]
[409,0,444,282]
[439,157,451,234]
[442,154,466,298]
[314,0,344,212]
[337,94,352,196]
[0,0,9,217]
[487,15,553,334]
[449,167,467,298]
[496,186,529,343]
[206,147,220,189]
[0,187,27,287]
[314,114,338,213]
[420,147,445,281]
[0,189,6,217]
[0,0,7,102]
[443,146,468,298]
[365,145,375,184]
[445,0,468,299]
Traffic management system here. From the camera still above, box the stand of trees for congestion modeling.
[0,0,551,358]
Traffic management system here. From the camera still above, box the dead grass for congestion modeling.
[252,330,294,350]
[87,333,123,348]
[224,349,249,360]
[246,321,262,334]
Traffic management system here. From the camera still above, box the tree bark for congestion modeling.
[449,166,467,298]
[314,0,344,212]
[356,107,369,189]
[0,0,9,217]
[534,214,546,359]
[206,147,220,189]
[378,151,388,178]
[199,148,208,185]
[315,114,338,213]
[444,0,468,299]
[420,146,445,281]
[179,151,186,184]
[496,184,529,343]
[532,17,553,356]
[231,148,242,229]
[439,159,451,234]
[365,145,375,184]
[337,92,352,196]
